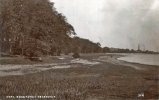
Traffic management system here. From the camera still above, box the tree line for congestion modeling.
[0,0,103,57]
[103,47,159,54]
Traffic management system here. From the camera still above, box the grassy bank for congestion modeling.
[0,54,158,99]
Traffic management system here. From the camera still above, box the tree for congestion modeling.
[0,0,75,56]
[72,37,103,53]
[0,0,104,57]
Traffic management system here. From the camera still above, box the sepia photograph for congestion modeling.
[0,0,159,99]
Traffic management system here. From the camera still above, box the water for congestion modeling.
[118,54,159,66]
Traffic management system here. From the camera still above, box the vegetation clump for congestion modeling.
[72,52,80,58]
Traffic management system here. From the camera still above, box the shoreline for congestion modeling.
[0,53,158,76]
[118,54,159,67]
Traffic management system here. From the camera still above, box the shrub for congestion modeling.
[72,52,80,58]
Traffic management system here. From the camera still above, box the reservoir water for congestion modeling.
[118,54,159,66]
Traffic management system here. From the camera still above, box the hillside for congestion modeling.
[0,0,102,57]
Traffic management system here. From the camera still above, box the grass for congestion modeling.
[0,54,158,100]
[0,55,72,65]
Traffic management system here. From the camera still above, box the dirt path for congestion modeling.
[0,58,101,77]
[0,54,149,77]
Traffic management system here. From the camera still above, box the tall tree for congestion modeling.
[0,0,75,56]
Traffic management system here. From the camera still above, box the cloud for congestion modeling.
[51,0,159,51]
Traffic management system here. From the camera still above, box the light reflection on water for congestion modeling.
[118,54,159,66]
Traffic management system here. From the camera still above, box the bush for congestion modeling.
[72,52,80,58]
[29,57,43,62]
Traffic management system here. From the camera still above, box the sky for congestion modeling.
[51,0,159,51]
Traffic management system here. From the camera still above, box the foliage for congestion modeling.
[0,0,103,57]
[72,52,80,58]
[72,37,102,53]
[0,0,75,56]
